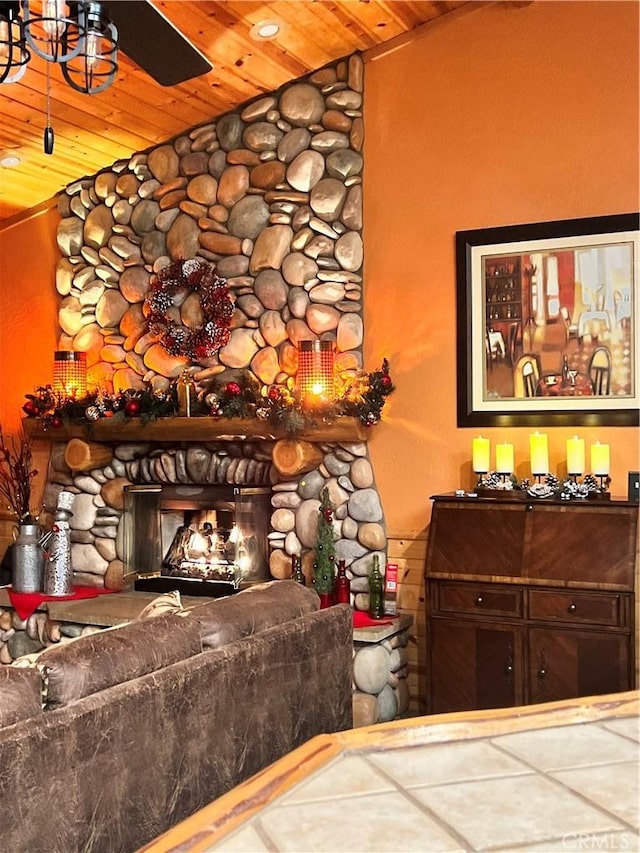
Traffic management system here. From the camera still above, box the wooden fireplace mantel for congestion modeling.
[22,416,370,444]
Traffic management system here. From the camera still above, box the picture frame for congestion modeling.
[456,213,639,427]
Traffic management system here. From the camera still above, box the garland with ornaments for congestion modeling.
[144,258,234,360]
[21,359,395,435]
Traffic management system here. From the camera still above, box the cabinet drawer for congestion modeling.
[528,589,623,627]
[433,582,523,618]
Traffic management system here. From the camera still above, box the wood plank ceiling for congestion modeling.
[0,0,473,224]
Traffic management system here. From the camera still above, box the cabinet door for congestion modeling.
[428,617,523,714]
[525,505,637,587]
[528,627,631,705]
[427,502,526,579]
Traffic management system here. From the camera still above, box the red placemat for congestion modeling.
[352,610,394,629]
[8,586,117,621]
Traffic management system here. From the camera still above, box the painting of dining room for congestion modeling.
[457,214,639,426]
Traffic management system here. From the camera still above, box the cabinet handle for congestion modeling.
[567,603,577,613]
[526,504,534,512]
[505,664,513,675]
[475,596,484,606]
[538,668,547,679]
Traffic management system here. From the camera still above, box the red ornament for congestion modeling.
[268,385,281,400]
[104,410,114,418]
[22,400,39,416]
[381,375,392,388]
[124,400,141,417]
[226,382,241,396]
[50,415,63,428]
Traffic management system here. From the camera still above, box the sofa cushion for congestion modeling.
[0,666,43,726]
[188,579,319,649]
[136,589,188,620]
[37,612,203,710]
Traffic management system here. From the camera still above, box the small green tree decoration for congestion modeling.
[313,488,336,595]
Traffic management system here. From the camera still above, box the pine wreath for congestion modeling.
[144,258,234,360]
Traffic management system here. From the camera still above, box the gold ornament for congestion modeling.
[176,369,196,417]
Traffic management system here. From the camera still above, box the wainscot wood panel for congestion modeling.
[388,531,428,716]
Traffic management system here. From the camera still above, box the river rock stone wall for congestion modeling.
[45,51,389,599]
[54,53,365,394]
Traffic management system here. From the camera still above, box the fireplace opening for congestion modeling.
[124,485,271,597]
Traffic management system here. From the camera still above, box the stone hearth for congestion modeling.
[29,418,387,603]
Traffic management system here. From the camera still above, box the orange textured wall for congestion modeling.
[0,207,59,512]
[363,0,640,534]
[0,207,59,434]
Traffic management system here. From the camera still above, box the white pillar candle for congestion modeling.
[472,436,490,473]
[529,432,549,476]
[495,443,514,474]
[591,442,610,476]
[566,435,585,475]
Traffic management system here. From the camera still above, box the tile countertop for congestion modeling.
[141,691,639,853]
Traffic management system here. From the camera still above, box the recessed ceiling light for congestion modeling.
[0,155,21,168]
[250,19,281,40]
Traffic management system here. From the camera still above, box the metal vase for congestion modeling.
[43,510,74,596]
[12,523,44,593]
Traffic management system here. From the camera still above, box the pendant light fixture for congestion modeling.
[61,2,117,94]
[22,0,86,64]
[0,1,30,83]
[1,1,118,94]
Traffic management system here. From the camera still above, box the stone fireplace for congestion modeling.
[27,49,390,602]
[33,420,385,607]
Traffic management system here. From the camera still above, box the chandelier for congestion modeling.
[0,1,118,94]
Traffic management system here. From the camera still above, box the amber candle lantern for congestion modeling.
[53,351,87,400]
[297,340,335,405]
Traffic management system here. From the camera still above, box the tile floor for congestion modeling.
[210,716,639,852]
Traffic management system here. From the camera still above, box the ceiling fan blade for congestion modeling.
[104,1,212,86]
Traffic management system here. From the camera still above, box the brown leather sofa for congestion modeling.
[0,581,353,853]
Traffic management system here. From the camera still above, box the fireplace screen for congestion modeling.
[123,485,271,594]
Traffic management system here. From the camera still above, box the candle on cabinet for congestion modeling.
[529,432,549,475]
[591,442,610,476]
[566,435,585,475]
[495,443,514,474]
[472,436,490,473]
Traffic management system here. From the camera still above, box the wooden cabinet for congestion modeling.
[425,494,637,714]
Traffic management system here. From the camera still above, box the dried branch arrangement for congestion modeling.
[0,427,38,522]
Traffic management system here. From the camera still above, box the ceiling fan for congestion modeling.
[102,1,212,87]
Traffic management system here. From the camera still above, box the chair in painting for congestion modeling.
[506,321,520,365]
[614,288,631,330]
[589,346,612,395]
[485,328,506,371]
[514,354,540,398]
[560,306,579,342]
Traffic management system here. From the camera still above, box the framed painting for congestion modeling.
[456,213,639,427]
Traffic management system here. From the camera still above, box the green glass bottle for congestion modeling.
[291,554,306,586]
[368,555,384,619]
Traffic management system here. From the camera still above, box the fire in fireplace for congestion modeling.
[124,485,271,596]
